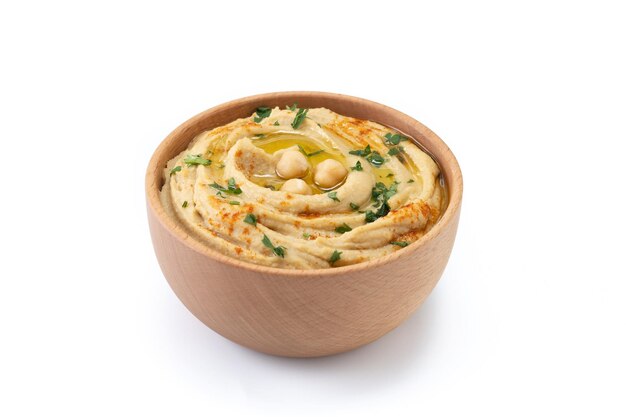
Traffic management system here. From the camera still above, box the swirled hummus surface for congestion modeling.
[160,106,446,269]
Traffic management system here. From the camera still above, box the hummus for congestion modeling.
[160,106,446,269]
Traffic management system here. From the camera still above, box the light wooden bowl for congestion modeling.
[146,92,462,357]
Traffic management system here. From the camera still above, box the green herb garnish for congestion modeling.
[335,223,352,234]
[210,182,228,192]
[349,202,360,211]
[303,232,310,239]
[170,166,182,176]
[291,108,309,129]
[351,161,363,171]
[182,201,188,208]
[364,210,378,223]
[329,250,342,265]
[388,146,404,156]
[243,213,257,226]
[254,133,265,138]
[372,182,398,201]
[210,178,242,195]
[366,151,385,167]
[273,120,280,126]
[386,173,394,178]
[286,103,298,111]
[384,133,409,146]
[348,145,385,167]
[297,145,324,157]
[253,107,272,123]
[349,145,385,167]
[327,191,340,202]
[262,234,286,258]
[349,145,371,157]
[184,154,212,166]
[229,201,240,205]
[374,201,390,218]
[408,179,415,183]
[227,178,242,194]
[364,182,398,222]
[390,241,409,247]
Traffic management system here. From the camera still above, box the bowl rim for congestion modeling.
[146,91,463,277]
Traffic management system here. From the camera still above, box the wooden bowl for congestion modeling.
[146,92,463,357]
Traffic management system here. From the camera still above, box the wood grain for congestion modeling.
[146,92,463,357]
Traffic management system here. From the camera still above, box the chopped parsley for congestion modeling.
[384,133,409,146]
[286,103,298,111]
[253,107,272,123]
[184,154,212,166]
[349,202,360,211]
[386,173,395,178]
[366,151,385,167]
[291,108,309,129]
[262,234,286,258]
[364,210,378,223]
[349,145,385,167]
[329,250,342,265]
[297,145,324,157]
[170,166,182,176]
[273,247,286,258]
[265,184,276,190]
[351,161,363,171]
[254,133,265,138]
[227,178,242,194]
[209,183,226,193]
[182,201,188,208]
[374,202,390,218]
[303,232,310,239]
[365,182,398,222]
[273,120,280,126]
[390,241,409,247]
[243,213,257,226]
[209,178,242,195]
[327,191,340,202]
[335,223,352,234]
[349,145,371,157]
[372,181,398,202]
[408,179,415,183]
[388,146,404,156]
[229,201,240,205]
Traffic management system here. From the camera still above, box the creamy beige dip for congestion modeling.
[161,106,445,269]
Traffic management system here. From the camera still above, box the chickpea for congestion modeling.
[314,159,348,189]
[276,150,309,179]
[281,178,313,195]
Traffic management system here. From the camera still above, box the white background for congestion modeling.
[1,1,625,416]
